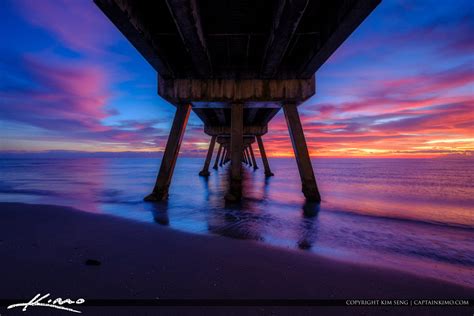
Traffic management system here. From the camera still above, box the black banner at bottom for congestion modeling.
[1,299,473,307]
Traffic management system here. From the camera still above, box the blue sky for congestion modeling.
[0,0,473,157]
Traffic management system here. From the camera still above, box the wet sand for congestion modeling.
[0,202,472,315]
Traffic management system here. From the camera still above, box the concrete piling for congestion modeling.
[145,103,191,201]
[199,135,216,176]
[283,103,321,202]
[226,103,243,201]
[213,143,222,170]
[256,135,274,177]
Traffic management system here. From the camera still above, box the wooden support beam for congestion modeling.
[226,103,243,201]
[165,0,212,77]
[283,103,321,202]
[261,0,309,78]
[213,143,222,169]
[145,103,191,201]
[249,143,259,169]
[256,135,274,177]
[199,135,216,176]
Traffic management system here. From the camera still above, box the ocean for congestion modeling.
[1,157,473,287]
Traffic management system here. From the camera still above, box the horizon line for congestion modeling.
[0,150,472,159]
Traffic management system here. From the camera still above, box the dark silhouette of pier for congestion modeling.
[95,0,380,202]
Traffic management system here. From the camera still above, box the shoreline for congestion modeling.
[0,202,472,314]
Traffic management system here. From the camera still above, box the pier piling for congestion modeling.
[145,103,191,201]
[199,135,216,176]
[226,103,243,201]
[256,135,274,177]
[283,103,321,202]
[213,143,222,170]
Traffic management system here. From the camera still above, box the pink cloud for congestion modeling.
[0,54,172,149]
[24,55,111,121]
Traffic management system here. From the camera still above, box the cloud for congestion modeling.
[0,54,172,150]
[15,0,116,55]
[328,1,474,64]
[2,0,472,157]
[261,62,474,157]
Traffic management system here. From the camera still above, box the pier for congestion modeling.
[95,0,380,202]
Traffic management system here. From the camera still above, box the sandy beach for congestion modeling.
[0,202,472,315]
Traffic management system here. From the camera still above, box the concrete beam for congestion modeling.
[216,135,256,146]
[226,103,243,201]
[192,102,281,109]
[216,136,229,144]
[256,135,274,177]
[204,125,268,137]
[261,0,309,78]
[283,103,321,202]
[165,0,212,77]
[159,76,315,103]
[194,107,280,131]
[145,103,191,201]
[199,135,216,176]
[244,137,256,145]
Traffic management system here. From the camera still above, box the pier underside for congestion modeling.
[95,0,380,202]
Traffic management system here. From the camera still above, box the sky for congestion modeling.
[0,0,473,158]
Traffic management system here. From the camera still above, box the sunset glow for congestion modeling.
[0,0,473,157]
